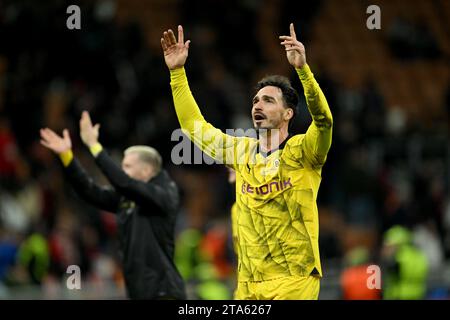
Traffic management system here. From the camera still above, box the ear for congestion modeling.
[144,163,155,180]
[284,108,294,121]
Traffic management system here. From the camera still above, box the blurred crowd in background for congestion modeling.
[0,0,449,299]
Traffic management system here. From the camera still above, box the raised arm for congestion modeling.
[94,150,178,213]
[79,111,176,213]
[161,26,247,168]
[39,128,120,213]
[280,23,333,167]
[161,26,204,144]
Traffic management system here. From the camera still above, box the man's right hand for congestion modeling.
[40,128,72,154]
[161,25,191,70]
[79,111,100,148]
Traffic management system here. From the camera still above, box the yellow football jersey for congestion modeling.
[231,202,239,256]
[170,64,332,282]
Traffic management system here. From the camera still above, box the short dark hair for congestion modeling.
[254,75,299,127]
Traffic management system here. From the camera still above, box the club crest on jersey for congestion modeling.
[259,158,281,177]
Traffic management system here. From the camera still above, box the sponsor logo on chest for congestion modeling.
[241,177,293,195]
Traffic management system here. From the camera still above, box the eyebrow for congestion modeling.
[263,95,276,102]
[253,95,277,104]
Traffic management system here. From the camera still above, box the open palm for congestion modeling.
[79,111,100,147]
[40,128,72,154]
[161,25,191,70]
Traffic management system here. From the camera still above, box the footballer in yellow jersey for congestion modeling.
[161,23,332,300]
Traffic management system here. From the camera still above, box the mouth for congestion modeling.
[253,113,266,122]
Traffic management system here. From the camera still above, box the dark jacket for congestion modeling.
[63,149,186,299]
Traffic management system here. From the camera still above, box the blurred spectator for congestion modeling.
[0,118,20,183]
[413,221,444,272]
[340,246,381,300]
[175,228,231,299]
[381,225,429,300]
[200,220,234,280]
[387,17,441,60]
[0,226,19,284]
[17,233,50,285]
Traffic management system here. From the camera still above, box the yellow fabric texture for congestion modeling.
[235,275,320,300]
[231,202,239,256]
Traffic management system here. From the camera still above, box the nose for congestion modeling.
[253,102,263,113]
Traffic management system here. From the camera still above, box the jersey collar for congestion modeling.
[257,133,292,158]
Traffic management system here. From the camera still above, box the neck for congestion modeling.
[258,126,289,153]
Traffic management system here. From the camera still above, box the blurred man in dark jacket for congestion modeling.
[40,111,186,299]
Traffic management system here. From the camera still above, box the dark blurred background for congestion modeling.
[0,0,448,299]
